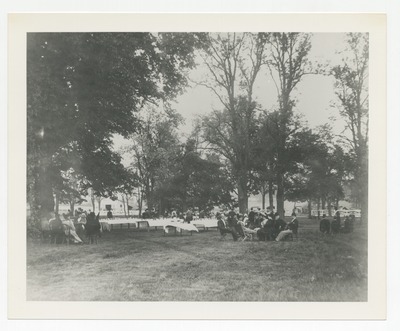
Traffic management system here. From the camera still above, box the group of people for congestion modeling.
[320,210,356,234]
[142,208,210,223]
[47,210,101,244]
[216,207,298,242]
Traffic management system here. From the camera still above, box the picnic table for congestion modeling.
[100,217,218,233]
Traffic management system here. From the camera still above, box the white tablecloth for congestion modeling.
[100,218,213,232]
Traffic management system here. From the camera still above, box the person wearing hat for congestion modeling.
[217,213,239,241]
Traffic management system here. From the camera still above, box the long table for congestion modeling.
[100,218,218,232]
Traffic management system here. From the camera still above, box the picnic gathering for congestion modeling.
[26,32,368,302]
[39,204,358,246]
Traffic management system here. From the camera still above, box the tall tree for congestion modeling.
[331,33,369,222]
[263,32,312,217]
[198,33,268,212]
[127,106,182,211]
[27,32,201,223]
[165,139,235,213]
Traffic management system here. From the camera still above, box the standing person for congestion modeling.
[107,209,113,219]
[248,207,256,228]
[320,214,331,234]
[334,208,341,228]
[186,209,193,223]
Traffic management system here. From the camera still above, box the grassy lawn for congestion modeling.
[26,217,367,301]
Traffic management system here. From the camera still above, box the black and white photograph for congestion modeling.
[7,13,388,320]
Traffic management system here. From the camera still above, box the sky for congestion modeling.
[115,33,357,164]
[170,33,349,137]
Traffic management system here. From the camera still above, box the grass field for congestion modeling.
[26,217,367,301]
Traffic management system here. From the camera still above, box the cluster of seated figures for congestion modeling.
[216,208,298,242]
[40,211,102,245]
[319,212,356,235]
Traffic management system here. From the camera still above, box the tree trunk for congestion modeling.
[317,198,321,220]
[122,195,127,217]
[268,180,274,209]
[54,191,60,215]
[137,186,142,218]
[97,198,101,214]
[276,171,285,218]
[261,185,266,210]
[237,177,248,213]
[36,167,55,219]
[91,190,95,213]
[308,200,312,219]
[327,197,332,217]
[321,197,326,210]
[69,200,75,216]
[359,150,368,224]
[126,194,130,216]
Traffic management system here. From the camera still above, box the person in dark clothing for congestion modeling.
[233,214,245,239]
[254,211,264,228]
[334,209,341,227]
[248,208,256,229]
[274,213,286,239]
[186,209,193,223]
[256,214,269,241]
[217,214,239,241]
[85,212,101,243]
[342,216,354,233]
[142,209,149,219]
[107,210,113,219]
[349,214,356,231]
[320,214,331,234]
[287,216,299,238]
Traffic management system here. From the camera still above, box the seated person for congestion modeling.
[237,217,258,238]
[233,213,246,239]
[342,216,354,233]
[287,215,299,238]
[256,214,269,241]
[62,214,83,244]
[273,213,287,240]
[275,227,293,241]
[107,210,113,219]
[330,218,340,234]
[254,211,263,228]
[217,213,239,241]
[320,214,331,234]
